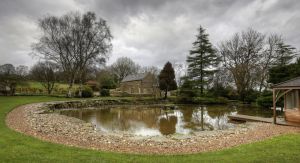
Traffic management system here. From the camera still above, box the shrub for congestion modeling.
[121,92,130,97]
[176,96,194,103]
[256,91,283,108]
[207,85,240,100]
[100,89,110,96]
[192,96,229,104]
[208,85,230,98]
[75,86,93,98]
[100,78,117,89]
[256,95,273,108]
[177,79,197,103]
[244,89,260,103]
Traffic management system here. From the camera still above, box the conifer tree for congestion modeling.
[187,26,219,95]
[274,42,297,66]
[158,62,177,99]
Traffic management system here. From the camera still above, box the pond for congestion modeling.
[60,105,282,136]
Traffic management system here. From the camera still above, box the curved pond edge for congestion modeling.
[6,99,300,154]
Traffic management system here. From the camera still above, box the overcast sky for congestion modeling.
[0,0,299,68]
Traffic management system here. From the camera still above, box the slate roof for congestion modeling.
[272,76,300,88]
[121,73,148,82]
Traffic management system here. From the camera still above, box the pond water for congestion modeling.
[60,105,282,136]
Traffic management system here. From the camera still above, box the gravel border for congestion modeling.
[6,103,300,154]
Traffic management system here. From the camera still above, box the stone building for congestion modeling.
[120,73,158,95]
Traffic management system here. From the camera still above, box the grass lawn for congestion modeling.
[0,96,299,163]
[17,81,79,89]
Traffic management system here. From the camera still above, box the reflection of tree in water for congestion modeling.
[159,113,178,135]
[95,108,130,131]
[235,105,277,118]
[181,107,193,122]
[94,106,162,131]
[178,106,213,131]
[60,105,240,134]
[206,106,232,130]
[61,109,94,121]
[193,107,212,130]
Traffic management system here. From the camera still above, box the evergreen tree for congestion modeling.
[187,26,219,95]
[274,42,297,66]
[268,64,292,84]
[269,58,300,84]
[268,43,298,84]
[158,62,177,99]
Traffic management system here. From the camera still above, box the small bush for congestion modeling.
[75,86,93,98]
[244,89,260,103]
[256,95,273,108]
[100,78,117,89]
[192,96,229,104]
[177,79,197,103]
[256,93,283,108]
[176,96,194,103]
[121,92,130,97]
[100,89,110,96]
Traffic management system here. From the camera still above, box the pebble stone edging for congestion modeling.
[6,102,300,154]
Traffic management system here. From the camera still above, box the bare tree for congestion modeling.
[0,64,22,95]
[211,67,233,88]
[110,57,140,83]
[0,64,15,74]
[219,28,265,101]
[256,34,282,92]
[32,11,112,97]
[30,61,59,94]
[15,65,29,77]
[140,66,160,75]
[172,62,185,87]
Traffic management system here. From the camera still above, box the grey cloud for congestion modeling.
[0,0,299,68]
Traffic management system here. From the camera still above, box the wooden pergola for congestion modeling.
[272,77,300,124]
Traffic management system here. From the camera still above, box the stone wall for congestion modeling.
[120,73,159,95]
[43,98,172,111]
[120,80,142,94]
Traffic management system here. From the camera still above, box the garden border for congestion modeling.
[6,100,300,154]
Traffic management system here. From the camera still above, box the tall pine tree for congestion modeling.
[274,42,297,66]
[186,26,219,95]
[268,42,298,84]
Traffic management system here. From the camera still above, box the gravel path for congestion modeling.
[6,103,300,154]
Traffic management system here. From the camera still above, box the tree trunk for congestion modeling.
[78,80,83,98]
[258,75,265,93]
[200,52,204,96]
[201,106,204,130]
[47,86,51,95]
[47,82,51,95]
[67,80,74,97]
[164,88,168,99]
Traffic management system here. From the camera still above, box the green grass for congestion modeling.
[17,81,79,89]
[0,96,299,163]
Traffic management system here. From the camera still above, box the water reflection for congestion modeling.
[60,105,277,136]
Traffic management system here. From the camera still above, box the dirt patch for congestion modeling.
[6,103,300,154]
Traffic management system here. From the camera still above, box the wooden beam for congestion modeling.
[275,90,280,102]
[273,89,276,124]
[273,87,300,90]
[284,94,286,120]
[276,89,293,102]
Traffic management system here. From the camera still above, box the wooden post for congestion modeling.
[284,94,286,110]
[284,93,286,120]
[273,89,276,124]
[201,106,204,131]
